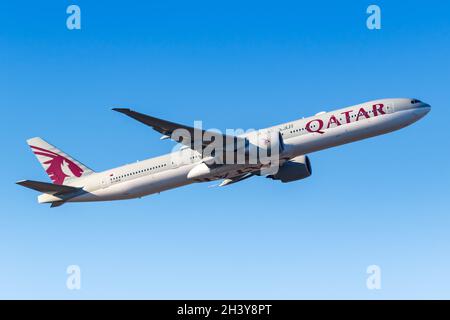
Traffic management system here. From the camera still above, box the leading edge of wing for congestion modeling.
[112,108,198,137]
[112,108,246,150]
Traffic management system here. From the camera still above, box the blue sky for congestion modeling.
[1,0,449,299]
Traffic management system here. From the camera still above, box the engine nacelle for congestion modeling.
[267,155,312,183]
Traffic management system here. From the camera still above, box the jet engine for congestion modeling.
[267,155,312,183]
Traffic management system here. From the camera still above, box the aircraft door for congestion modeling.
[385,102,394,114]
[171,147,190,169]
[101,174,110,189]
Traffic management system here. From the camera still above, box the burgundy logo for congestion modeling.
[31,145,83,185]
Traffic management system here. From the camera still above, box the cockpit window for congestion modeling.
[411,99,421,104]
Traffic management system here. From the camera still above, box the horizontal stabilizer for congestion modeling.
[16,180,80,195]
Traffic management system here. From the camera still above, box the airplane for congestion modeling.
[17,98,430,207]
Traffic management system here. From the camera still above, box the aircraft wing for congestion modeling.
[113,108,246,151]
[218,172,255,187]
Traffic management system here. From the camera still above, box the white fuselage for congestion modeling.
[38,98,430,204]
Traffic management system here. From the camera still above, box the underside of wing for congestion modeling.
[218,172,255,187]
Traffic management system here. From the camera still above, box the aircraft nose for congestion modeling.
[422,103,431,113]
[413,103,431,119]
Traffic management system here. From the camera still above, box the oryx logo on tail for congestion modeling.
[30,145,83,184]
[26,137,95,185]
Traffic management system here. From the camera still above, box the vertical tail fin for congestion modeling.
[27,137,95,185]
